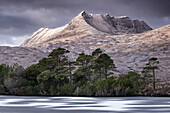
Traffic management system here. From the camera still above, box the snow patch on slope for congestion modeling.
[21,25,67,46]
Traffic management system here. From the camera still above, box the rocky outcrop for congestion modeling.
[82,11,152,34]
[133,20,152,33]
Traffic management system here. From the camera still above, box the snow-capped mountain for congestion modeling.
[21,11,152,47]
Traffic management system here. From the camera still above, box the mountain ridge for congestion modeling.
[21,11,152,47]
[0,11,169,80]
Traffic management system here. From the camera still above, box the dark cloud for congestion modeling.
[0,0,88,9]
[0,0,169,46]
[116,0,170,17]
[0,14,37,29]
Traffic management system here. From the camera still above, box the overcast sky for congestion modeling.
[0,0,169,46]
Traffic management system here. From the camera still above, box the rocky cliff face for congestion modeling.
[82,11,152,34]
[0,11,169,80]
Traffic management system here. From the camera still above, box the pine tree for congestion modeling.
[76,53,93,82]
[94,53,116,80]
[92,48,102,58]
[53,66,70,86]
[48,47,69,66]
[142,57,159,90]
[67,61,75,84]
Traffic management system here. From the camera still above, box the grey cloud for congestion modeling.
[1,0,169,17]
[0,13,39,36]
[0,36,14,46]
[117,0,170,17]
[0,0,87,9]
[0,14,36,29]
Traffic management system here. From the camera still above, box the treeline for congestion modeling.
[0,48,165,96]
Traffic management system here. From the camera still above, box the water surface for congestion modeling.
[0,95,170,113]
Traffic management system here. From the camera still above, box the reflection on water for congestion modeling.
[0,96,170,113]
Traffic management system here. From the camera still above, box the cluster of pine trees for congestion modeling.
[0,47,162,96]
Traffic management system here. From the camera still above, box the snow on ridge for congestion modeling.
[115,16,128,18]
[21,11,152,47]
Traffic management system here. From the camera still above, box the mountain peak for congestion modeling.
[21,11,153,47]
[79,11,152,34]
[79,10,87,15]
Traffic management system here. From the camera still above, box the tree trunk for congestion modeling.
[99,69,102,81]
[105,68,108,80]
[153,69,156,90]
[70,72,73,84]
[69,63,73,84]
[85,63,88,81]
